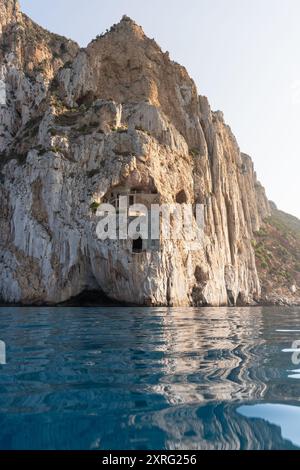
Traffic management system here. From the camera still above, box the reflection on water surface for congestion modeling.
[0,306,299,450]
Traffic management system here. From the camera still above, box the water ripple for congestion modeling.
[0,306,299,449]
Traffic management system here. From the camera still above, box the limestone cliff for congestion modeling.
[0,5,298,306]
[0,0,78,153]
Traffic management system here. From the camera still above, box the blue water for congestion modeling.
[0,306,300,450]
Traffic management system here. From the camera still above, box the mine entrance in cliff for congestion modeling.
[103,186,161,253]
[132,237,143,253]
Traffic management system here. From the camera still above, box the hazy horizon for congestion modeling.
[20,0,300,219]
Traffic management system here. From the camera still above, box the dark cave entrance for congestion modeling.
[132,237,143,253]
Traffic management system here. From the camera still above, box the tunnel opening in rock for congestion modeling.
[176,189,188,204]
[132,237,143,253]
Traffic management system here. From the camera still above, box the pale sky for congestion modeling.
[20,0,300,219]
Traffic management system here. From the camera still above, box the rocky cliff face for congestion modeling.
[0,3,298,306]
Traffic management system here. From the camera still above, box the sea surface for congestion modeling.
[0,306,299,450]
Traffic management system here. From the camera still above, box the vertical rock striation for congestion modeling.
[0,0,78,152]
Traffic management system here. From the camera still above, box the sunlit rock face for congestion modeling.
[0,0,78,153]
[0,7,274,306]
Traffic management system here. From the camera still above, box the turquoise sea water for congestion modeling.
[0,306,299,450]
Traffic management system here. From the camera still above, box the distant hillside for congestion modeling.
[254,204,300,305]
